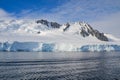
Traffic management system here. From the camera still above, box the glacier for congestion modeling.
[0,41,120,52]
[0,19,120,52]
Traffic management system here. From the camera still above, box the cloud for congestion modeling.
[16,0,84,23]
[0,8,9,17]
[17,0,120,23]
[0,8,15,20]
[90,12,120,37]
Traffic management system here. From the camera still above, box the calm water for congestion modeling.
[0,52,120,80]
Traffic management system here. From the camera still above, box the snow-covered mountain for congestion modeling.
[0,19,120,52]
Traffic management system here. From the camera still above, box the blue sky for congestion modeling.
[0,0,65,13]
[0,0,120,37]
[0,0,120,22]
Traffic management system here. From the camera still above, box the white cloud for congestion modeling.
[0,8,9,17]
[0,8,15,20]
[90,12,120,38]
[18,0,120,23]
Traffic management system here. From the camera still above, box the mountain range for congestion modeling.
[0,19,120,52]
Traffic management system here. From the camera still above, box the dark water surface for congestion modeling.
[0,52,120,80]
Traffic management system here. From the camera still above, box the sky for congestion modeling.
[0,0,120,37]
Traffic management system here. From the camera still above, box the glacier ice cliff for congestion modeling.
[0,41,120,52]
[79,45,120,52]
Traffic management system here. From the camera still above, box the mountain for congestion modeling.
[35,19,108,41]
[36,19,61,28]
[0,19,120,52]
[61,22,108,41]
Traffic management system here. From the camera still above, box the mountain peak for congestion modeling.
[36,19,61,28]
[62,21,108,41]
[0,19,109,41]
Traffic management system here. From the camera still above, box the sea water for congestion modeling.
[0,52,120,80]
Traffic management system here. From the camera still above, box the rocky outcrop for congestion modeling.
[63,22,109,41]
[36,19,49,26]
[50,22,61,28]
[80,23,108,41]
[36,19,61,28]
[80,29,89,37]
[93,30,108,41]
[63,23,70,31]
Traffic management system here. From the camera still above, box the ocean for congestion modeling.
[0,52,120,80]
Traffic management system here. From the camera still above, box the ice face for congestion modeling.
[80,45,120,52]
[42,43,55,52]
[0,42,120,52]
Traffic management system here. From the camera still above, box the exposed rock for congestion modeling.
[37,31,41,34]
[50,22,61,28]
[36,19,49,26]
[93,30,108,41]
[80,23,109,41]
[63,22,108,41]
[80,29,89,37]
[36,19,108,41]
[63,23,70,31]
[36,19,61,28]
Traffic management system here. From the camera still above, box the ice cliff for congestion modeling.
[0,42,120,52]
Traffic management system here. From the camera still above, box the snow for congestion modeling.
[0,19,120,52]
[105,34,120,41]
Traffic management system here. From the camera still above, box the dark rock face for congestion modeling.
[36,19,61,28]
[93,30,108,41]
[80,23,109,41]
[80,29,89,37]
[63,23,70,31]
[50,22,61,28]
[63,22,109,41]
[36,19,49,26]
[37,31,41,34]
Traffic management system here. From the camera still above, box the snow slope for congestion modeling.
[0,19,120,52]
